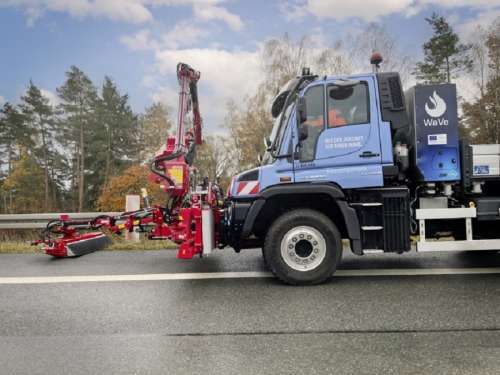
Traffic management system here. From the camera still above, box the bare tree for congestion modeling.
[471,26,489,96]
[225,86,273,171]
[348,23,413,86]
[193,135,235,190]
[313,40,352,76]
[262,33,310,94]
[224,28,413,174]
[462,18,500,143]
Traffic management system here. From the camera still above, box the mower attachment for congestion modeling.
[47,232,111,257]
[33,216,113,257]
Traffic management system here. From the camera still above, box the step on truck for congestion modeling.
[36,57,500,285]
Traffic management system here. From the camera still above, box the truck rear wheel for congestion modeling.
[263,209,342,285]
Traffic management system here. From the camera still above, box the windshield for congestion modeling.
[265,74,316,162]
[263,102,294,164]
[271,78,299,118]
[274,102,294,149]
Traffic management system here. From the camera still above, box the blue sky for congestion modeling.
[1,0,499,133]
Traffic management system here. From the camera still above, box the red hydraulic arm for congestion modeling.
[34,63,224,259]
[150,62,203,202]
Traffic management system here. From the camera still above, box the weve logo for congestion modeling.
[424,91,447,118]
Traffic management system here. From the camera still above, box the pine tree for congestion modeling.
[57,66,98,211]
[87,77,139,205]
[19,81,60,211]
[2,151,45,213]
[138,102,172,161]
[0,103,29,176]
[415,13,473,83]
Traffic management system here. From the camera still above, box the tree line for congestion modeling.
[1,14,499,213]
[0,67,173,213]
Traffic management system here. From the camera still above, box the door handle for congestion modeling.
[359,151,380,158]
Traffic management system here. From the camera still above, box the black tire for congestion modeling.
[263,208,342,285]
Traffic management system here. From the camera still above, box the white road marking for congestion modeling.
[0,267,500,284]
[0,272,273,284]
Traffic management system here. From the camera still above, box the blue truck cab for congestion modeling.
[229,72,411,194]
[223,67,496,285]
[269,73,393,189]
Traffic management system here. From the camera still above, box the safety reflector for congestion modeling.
[237,181,259,195]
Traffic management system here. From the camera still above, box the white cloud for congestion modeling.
[93,0,154,23]
[286,0,413,22]
[2,0,153,25]
[118,13,253,130]
[150,85,178,106]
[0,95,5,105]
[142,74,156,88]
[144,0,218,5]
[286,0,500,22]
[2,0,243,30]
[161,21,207,49]
[24,5,43,26]
[120,20,209,51]
[418,0,500,8]
[280,1,308,21]
[152,47,261,131]
[120,29,158,51]
[193,4,243,31]
[406,0,500,19]
[455,8,500,42]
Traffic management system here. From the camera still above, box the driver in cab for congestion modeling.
[300,85,354,160]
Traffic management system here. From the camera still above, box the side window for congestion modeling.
[300,85,324,161]
[327,82,369,128]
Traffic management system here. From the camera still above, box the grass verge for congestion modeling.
[0,242,39,254]
[0,236,178,254]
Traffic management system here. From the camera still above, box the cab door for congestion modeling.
[293,76,384,189]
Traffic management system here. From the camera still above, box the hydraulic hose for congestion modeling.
[149,150,183,188]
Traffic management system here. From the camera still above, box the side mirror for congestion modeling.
[297,97,307,123]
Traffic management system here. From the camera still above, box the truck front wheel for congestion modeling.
[263,209,342,285]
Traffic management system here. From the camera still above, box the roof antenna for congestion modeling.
[370,52,383,73]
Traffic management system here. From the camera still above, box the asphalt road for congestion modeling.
[1,248,500,375]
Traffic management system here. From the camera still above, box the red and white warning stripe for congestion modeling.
[237,181,260,195]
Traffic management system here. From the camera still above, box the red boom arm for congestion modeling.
[34,63,223,260]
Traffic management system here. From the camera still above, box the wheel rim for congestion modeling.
[280,225,327,272]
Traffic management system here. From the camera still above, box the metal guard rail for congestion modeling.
[0,212,121,229]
